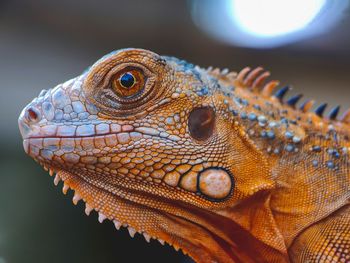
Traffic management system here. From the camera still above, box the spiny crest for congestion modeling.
[234,67,350,123]
[206,66,237,82]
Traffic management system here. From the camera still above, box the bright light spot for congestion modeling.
[231,0,326,37]
[190,0,347,48]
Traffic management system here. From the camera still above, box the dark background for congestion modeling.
[1,1,350,262]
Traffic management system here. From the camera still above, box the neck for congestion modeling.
[269,131,350,246]
[216,79,350,250]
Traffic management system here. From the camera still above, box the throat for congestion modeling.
[217,192,289,262]
[164,197,289,263]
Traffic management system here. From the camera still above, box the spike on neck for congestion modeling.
[211,66,350,167]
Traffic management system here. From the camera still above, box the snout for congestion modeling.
[18,79,102,166]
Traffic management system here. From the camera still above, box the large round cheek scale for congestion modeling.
[198,168,232,200]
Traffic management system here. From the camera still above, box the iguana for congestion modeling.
[18,48,350,263]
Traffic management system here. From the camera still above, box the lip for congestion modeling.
[29,127,178,140]
[18,116,33,140]
[22,126,181,155]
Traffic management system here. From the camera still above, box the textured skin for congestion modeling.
[18,49,350,262]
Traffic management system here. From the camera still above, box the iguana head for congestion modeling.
[19,49,287,262]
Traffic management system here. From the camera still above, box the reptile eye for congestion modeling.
[188,107,215,141]
[112,68,145,98]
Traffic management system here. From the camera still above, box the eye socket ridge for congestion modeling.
[87,61,163,116]
[97,62,156,106]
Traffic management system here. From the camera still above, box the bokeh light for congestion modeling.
[230,0,326,37]
[191,0,349,48]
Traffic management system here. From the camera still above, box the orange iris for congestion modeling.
[112,68,145,98]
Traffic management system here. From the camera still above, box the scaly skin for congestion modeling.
[18,49,350,262]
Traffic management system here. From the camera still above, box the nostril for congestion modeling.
[28,108,37,120]
[25,106,41,123]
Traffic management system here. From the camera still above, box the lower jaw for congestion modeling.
[36,161,238,262]
[39,163,194,253]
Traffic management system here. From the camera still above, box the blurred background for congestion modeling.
[1,0,350,262]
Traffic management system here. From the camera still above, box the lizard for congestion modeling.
[18,48,350,263]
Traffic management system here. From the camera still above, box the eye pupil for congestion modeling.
[120,72,135,88]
